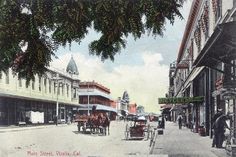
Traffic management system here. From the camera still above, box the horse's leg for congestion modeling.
[104,126,106,136]
[99,126,103,134]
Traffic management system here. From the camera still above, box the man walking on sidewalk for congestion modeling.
[212,109,223,147]
[213,114,230,148]
[177,113,183,129]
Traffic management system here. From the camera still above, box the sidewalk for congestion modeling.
[0,123,73,133]
[150,121,228,157]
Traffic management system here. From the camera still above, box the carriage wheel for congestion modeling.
[77,123,81,132]
[125,131,130,140]
[149,130,154,147]
[125,124,129,140]
[126,124,129,131]
[146,124,151,140]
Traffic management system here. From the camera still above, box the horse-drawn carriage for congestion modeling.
[125,116,151,140]
[75,112,110,135]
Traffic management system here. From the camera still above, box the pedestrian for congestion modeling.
[177,113,183,129]
[213,114,230,148]
[161,116,165,129]
[211,109,223,147]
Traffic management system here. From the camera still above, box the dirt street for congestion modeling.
[0,121,157,157]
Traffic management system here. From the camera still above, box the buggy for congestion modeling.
[124,116,151,140]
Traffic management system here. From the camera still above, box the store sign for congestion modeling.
[158,96,204,104]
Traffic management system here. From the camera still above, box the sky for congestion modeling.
[51,1,192,113]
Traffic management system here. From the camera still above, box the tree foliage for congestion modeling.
[0,0,185,83]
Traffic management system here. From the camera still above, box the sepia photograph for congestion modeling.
[0,0,235,157]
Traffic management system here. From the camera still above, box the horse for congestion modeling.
[88,114,99,134]
[101,113,110,136]
[88,112,110,135]
[104,114,110,135]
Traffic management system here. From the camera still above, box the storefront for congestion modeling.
[0,97,79,125]
[194,21,236,154]
[158,97,204,126]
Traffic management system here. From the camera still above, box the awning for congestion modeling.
[160,104,172,111]
[95,104,117,113]
[170,104,189,111]
[160,104,173,109]
[194,21,236,69]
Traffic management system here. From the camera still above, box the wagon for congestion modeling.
[125,116,151,140]
[75,115,90,133]
[75,113,110,135]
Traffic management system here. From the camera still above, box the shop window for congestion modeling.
[60,108,65,120]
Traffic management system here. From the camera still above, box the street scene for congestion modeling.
[0,121,156,157]
[0,0,236,157]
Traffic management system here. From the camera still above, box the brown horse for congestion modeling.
[103,114,110,135]
[87,112,110,135]
[100,113,110,135]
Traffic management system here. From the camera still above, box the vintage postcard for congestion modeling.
[0,0,235,157]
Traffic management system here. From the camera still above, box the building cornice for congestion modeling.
[177,0,202,63]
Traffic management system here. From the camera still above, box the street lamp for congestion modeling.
[87,82,90,116]
[52,73,62,126]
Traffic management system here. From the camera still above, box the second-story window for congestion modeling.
[58,83,60,95]
[73,88,76,98]
[0,71,2,82]
[39,77,41,91]
[54,82,56,94]
[19,78,22,87]
[194,25,201,53]
[212,0,222,23]
[25,82,28,88]
[62,84,64,96]
[49,80,51,93]
[200,3,209,39]
[66,84,69,97]
[32,81,35,90]
[5,69,9,84]
[44,78,47,93]
[188,40,194,70]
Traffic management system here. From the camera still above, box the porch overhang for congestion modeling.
[194,21,236,69]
